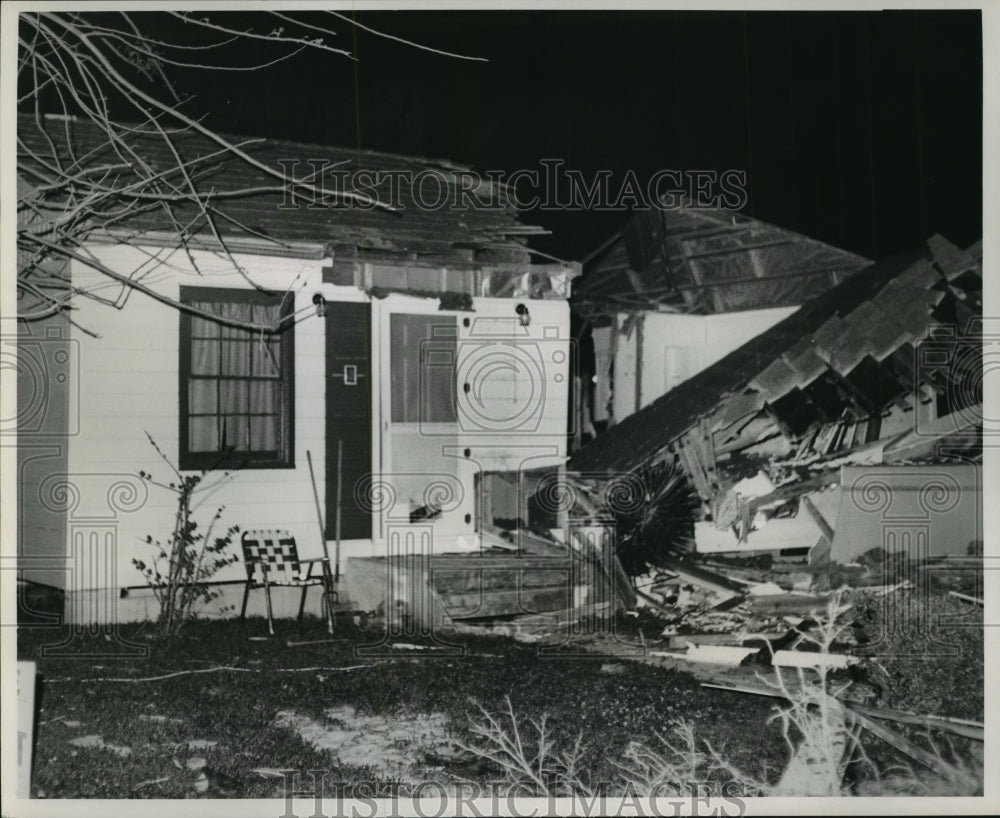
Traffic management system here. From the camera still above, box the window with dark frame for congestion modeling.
[179,286,294,470]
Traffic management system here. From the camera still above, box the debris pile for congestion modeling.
[569,234,983,563]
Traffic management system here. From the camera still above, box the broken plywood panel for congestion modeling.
[695,503,823,555]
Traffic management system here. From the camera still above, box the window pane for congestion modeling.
[221,340,251,377]
[250,415,277,451]
[220,380,248,414]
[252,337,281,377]
[249,381,277,414]
[391,314,456,422]
[189,379,218,414]
[190,315,219,339]
[219,301,255,336]
[189,417,219,452]
[180,288,293,468]
[252,302,282,328]
[223,414,249,451]
[192,339,219,375]
[424,362,456,422]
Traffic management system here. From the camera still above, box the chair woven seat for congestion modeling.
[239,529,335,635]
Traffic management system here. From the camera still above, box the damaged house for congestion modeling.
[16,114,584,629]
[572,205,872,442]
[568,233,983,570]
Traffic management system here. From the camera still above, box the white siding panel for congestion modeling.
[457,299,569,470]
[67,245,331,593]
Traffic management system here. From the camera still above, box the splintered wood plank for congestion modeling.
[849,703,983,741]
[801,495,835,544]
[846,708,951,773]
[678,434,712,499]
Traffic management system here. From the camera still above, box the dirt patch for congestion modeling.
[67,734,132,757]
[275,706,457,782]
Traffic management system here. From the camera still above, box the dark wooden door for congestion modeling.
[325,301,372,540]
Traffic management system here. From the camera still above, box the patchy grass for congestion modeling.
[852,591,984,721]
[18,617,787,798]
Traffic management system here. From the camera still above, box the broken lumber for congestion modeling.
[664,631,785,650]
[948,590,984,606]
[848,703,983,741]
[650,644,759,666]
[703,680,981,770]
[634,588,676,615]
[843,707,948,773]
[801,495,834,544]
[658,557,747,595]
[749,592,842,616]
[772,649,857,670]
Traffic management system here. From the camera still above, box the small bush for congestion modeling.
[132,433,240,636]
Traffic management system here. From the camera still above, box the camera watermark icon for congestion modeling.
[914,316,993,437]
[1,326,80,436]
[420,318,575,437]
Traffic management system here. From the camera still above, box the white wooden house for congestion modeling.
[16,116,578,626]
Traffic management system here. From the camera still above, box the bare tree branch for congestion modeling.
[16,11,482,330]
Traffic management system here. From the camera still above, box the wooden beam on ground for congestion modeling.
[848,703,983,741]
[948,590,984,606]
[844,707,950,773]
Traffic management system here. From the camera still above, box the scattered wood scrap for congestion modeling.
[702,677,983,781]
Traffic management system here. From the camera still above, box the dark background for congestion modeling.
[74,10,993,262]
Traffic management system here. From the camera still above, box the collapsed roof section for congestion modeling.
[577,205,872,317]
[568,235,983,508]
[17,113,576,300]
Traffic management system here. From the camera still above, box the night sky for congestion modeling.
[138,10,985,262]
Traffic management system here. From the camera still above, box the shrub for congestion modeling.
[132,433,240,636]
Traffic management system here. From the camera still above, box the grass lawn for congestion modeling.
[18,616,790,799]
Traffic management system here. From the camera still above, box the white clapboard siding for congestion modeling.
[65,245,330,592]
[456,299,570,470]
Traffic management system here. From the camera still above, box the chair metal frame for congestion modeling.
[239,529,335,635]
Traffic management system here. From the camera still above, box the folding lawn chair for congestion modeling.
[239,529,335,635]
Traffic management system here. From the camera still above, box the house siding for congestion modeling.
[62,244,330,618]
[38,243,573,623]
